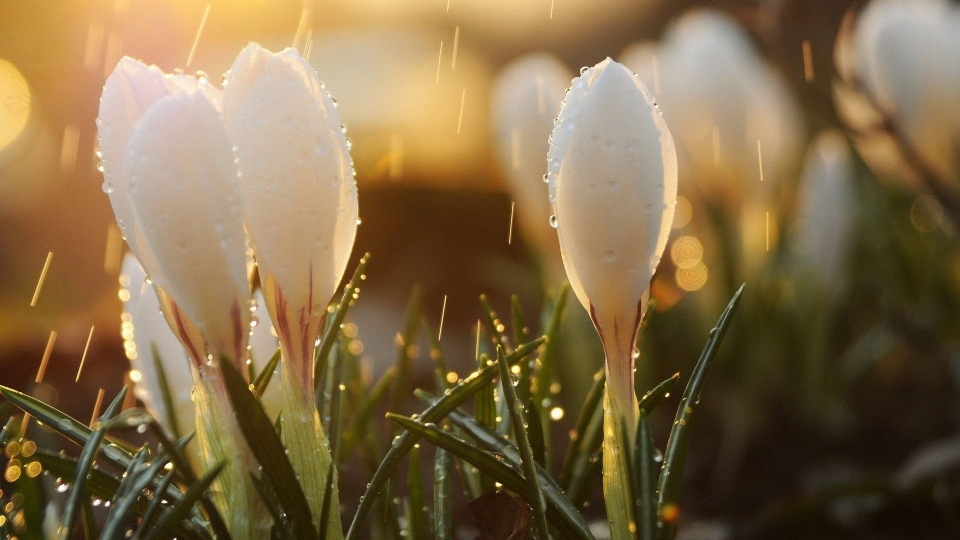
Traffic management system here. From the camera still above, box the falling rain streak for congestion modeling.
[475,319,481,361]
[30,252,52,307]
[438,295,448,340]
[802,40,814,82]
[766,211,770,251]
[293,8,310,50]
[508,202,516,245]
[76,326,95,382]
[457,89,466,135]
[303,30,314,62]
[89,388,105,428]
[757,139,765,182]
[186,5,211,68]
[36,331,57,384]
[435,41,444,83]
[451,26,460,70]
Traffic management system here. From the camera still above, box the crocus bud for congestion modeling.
[122,89,251,364]
[222,43,355,534]
[223,43,358,391]
[99,59,267,539]
[547,58,677,540]
[620,9,804,206]
[491,53,571,283]
[850,0,960,186]
[121,253,282,443]
[793,131,857,295]
[548,58,677,400]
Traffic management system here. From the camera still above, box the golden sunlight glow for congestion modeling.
[0,59,30,151]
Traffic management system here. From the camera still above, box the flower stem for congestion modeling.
[602,336,639,540]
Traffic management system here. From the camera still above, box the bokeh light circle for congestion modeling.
[670,235,704,269]
[676,261,708,292]
[0,58,30,150]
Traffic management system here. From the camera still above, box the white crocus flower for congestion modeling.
[620,9,803,205]
[99,58,267,539]
[491,53,571,283]
[850,0,960,186]
[121,253,281,448]
[793,131,858,295]
[122,89,251,363]
[547,58,677,540]
[222,43,356,536]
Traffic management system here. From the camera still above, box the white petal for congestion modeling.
[794,131,857,293]
[121,253,195,438]
[223,43,357,372]
[491,53,571,275]
[548,58,677,333]
[854,0,960,182]
[98,57,176,261]
[124,90,250,362]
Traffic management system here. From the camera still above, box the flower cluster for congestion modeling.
[99,43,356,538]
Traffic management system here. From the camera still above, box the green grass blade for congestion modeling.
[340,366,397,459]
[525,398,546,467]
[139,471,175,530]
[144,463,224,540]
[433,443,452,540]
[474,355,497,493]
[635,412,658,540]
[559,369,605,487]
[639,374,680,414]
[565,405,604,506]
[146,424,232,540]
[314,253,370,391]
[249,472,288,535]
[387,414,594,540]
[219,360,316,540]
[533,284,568,471]
[102,450,170,540]
[479,294,511,353]
[422,318,451,391]
[657,285,745,523]
[390,287,422,412]
[533,284,568,410]
[151,343,182,440]
[326,343,346,464]
[59,387,127,540]
[0,385,134,469]
[497,346,549,539]
[510,295,529,402]
[81,498,96,540]
[317,461,336,540]
[407,445,427,540]
[343,337,546,540]
[253,348,282,398]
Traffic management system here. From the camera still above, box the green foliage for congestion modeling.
[0,263,744,540]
